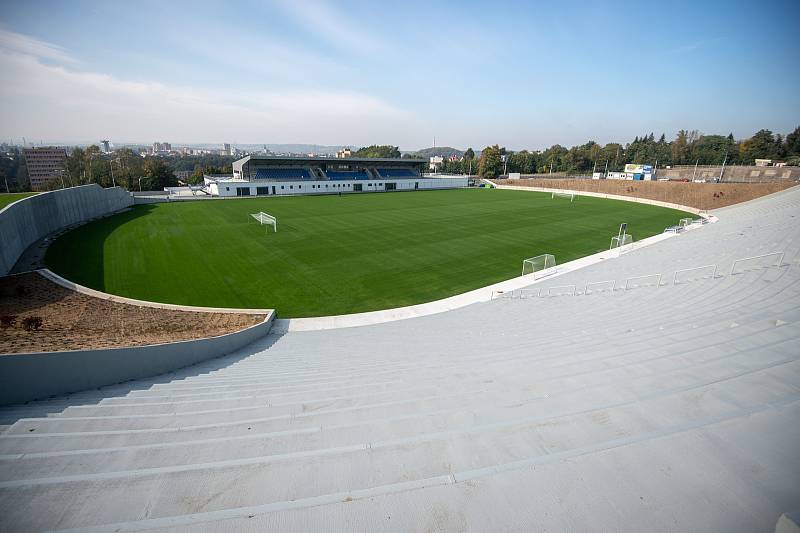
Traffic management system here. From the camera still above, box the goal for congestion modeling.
[250,212,277,232]
[610,234,633,249]
[521,254,556,277]
[551,191,574,202]
[678,217,693,228]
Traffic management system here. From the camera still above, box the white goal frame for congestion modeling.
[250,212,277,232]
[521,254,556,278]
[551,191,574,202]
[610,234,633,250]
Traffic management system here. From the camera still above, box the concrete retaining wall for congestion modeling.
[0,312,275,406]
[0,184,133,275]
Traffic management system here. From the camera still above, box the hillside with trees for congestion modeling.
[353,145,401,158]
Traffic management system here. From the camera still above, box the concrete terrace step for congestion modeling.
[0,186,798,532]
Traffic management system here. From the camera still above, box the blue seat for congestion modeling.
[254,168,312,180]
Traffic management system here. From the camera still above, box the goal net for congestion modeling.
[678,217,693,228]
[610,234,633,250]
[521,254,556,277]
[551,191,574,202]
[250,212,277,232]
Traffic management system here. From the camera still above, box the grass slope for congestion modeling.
[0,193,37,210]
[46,189,688,317]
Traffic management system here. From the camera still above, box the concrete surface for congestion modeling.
[0,184,132,275]
[0,187,798,532]
[0,313,275,406]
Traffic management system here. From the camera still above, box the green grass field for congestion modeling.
[0,193,37,210]
[45,189,689,317]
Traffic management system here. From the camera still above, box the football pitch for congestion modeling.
[46,188,689,317]
[0,193,37,210]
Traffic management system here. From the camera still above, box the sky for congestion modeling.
[0,0,798,151]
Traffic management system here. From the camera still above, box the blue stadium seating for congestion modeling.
[326,170,369,180]
[377,168,419,177]
[254,168,312,180]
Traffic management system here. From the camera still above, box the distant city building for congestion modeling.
[223,143,232,156]
[429,156,444,171]
[336,148,353,158]
[22,147,67,190]
[152,142,172,154]
[100,140,111,153]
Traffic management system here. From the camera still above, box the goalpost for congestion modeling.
[521,254,556,277]
[551,191,574,202]
[610,234,633,249]
[610,222,633,251]
[250,212,277,233]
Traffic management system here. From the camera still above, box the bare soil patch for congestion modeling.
[494,179,796,210]
[0,272,266,354]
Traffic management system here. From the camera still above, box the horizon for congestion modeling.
[1,0,798,151]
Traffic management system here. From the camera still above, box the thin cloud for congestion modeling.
[269,0,386,55]
[0,28,76,64]
[0,34,419,145]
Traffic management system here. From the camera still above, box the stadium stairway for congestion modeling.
[0,188,798,532]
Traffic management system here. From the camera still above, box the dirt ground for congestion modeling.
[493,179,797,210]
[0,272,267,354]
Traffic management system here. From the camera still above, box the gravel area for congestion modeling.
[0,272,266,354]
[493,179,797,210]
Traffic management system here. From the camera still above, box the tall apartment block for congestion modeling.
[22,147,67,191]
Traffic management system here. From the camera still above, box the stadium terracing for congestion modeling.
[0,185,799,531]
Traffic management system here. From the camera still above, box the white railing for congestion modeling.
[730,252,784,276]
[673,264,718,284]
[492,251,785,303]
[518,288,541,299]
[585,280,616,294]
[624,273,663,290]
[546,284,576,297]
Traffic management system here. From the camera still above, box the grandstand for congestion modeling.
[0,186,798,531]
[201,155,466,197]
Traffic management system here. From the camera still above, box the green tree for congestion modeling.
[353,145,401,158]
[739,129,779,163]
[478,145,503,178]
[785,126,800,156]
[141,159,176,190]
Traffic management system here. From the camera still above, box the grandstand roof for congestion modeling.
[234,155,426,165]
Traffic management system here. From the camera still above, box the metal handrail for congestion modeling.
[730,252,785,276]
[624,273,662,290]
[673,264,718,285]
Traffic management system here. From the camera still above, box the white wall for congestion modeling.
[212,177,468,197]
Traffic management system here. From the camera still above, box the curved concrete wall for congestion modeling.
[485,181,700,214]
[0,184,132,275]
[0,313,274,406]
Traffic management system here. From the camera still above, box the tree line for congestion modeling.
[2,126,797,191]
[441,127,800,178]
